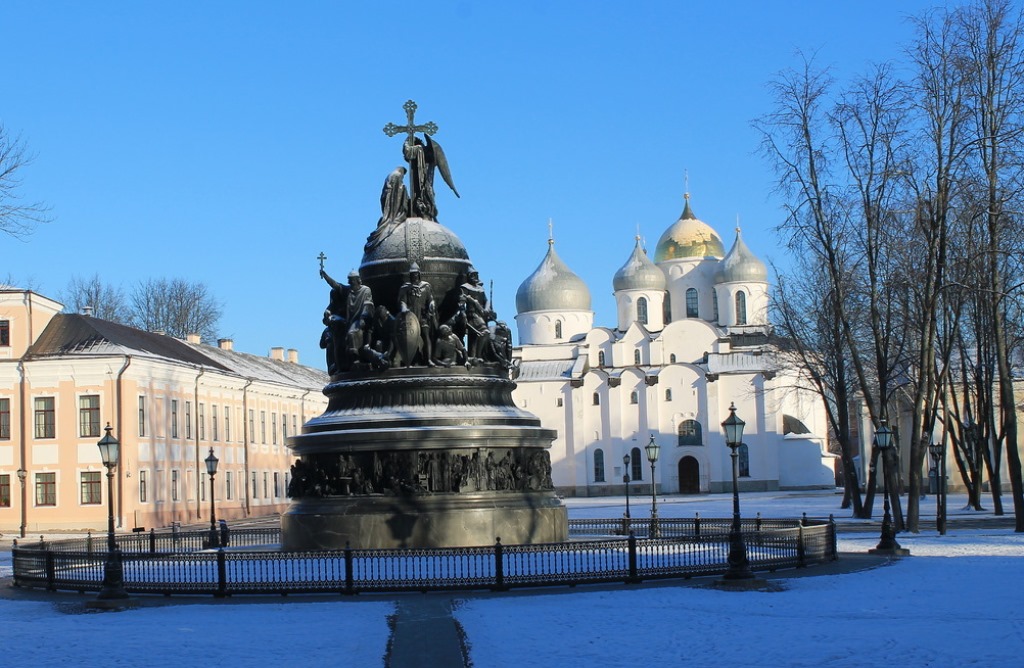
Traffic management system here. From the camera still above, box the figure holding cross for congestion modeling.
[383,100,459,221]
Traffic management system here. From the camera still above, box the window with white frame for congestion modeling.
[79,395,101,438]
[34,397,55,439]
[80,471,102,504]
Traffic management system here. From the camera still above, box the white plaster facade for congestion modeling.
[512,197,836,497]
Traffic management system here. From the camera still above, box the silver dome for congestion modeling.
[613,237,667,291]
[716,229,768,283]
[516,241,592,313]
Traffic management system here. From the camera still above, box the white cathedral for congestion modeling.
[511,194,836,497]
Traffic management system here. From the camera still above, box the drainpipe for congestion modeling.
[242,378,253,516]
[194,366,205,521]
[17,360,27,537]
[299,388,313,435]
[114,356,132,529]
[17,293,35,537]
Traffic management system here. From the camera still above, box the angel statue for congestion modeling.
[404,134,459,220]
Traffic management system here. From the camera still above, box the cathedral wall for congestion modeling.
[514,309,593,346]
[662,258,720,323]
[615,290,665,332]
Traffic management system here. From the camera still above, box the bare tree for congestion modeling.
[774,260,866,516]
[58,274,130,322]
[129,278,222,343]
[958,0,1024,531]
[757,57,910,524]
[0,123,51,238]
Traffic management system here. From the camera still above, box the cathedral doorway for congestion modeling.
[678,456,700,494]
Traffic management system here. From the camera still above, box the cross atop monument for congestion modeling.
[383,100,438,141]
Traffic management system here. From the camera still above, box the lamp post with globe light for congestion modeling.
[929,440,946,535]
[721,403,754,580]
[869,420,909,555]
[95,423,128,601]
[622,453,631,533]
[644,436,660,538]
[16,468,26,538]
[205,448,219,548]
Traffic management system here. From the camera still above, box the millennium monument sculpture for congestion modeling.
[282,101,568,549]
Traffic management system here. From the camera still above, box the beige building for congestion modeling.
[0,289,327,533]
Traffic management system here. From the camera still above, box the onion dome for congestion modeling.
[613,236,667,291]
[653,194,725,262]
[516,240,592,313]
[716,227,768,283]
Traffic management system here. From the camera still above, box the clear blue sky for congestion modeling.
[2,1,940,369]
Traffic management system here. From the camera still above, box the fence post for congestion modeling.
[45,552,56,591]
[796,524,806,567]
[756,512,762,532]
[344,542,355,595]
[626,531,639,584]
[694,513,701,538]
[149,528,156,554]
[493,537,506,591]
[215,548,227,598]
[86,531,93,556]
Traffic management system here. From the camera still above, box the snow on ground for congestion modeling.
[458,529,1024,668]
[1,490,1022,667]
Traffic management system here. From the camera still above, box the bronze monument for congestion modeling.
[282,100,568,549]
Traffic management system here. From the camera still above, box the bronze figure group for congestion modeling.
[319,263,512,375]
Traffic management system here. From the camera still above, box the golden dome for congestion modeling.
[653,196,725,262]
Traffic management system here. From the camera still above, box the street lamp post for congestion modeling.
[205,447,219,548]
[644,436,660,538]
[622,453,631,533]
[869,420,908,556]
[96,423,128,601]
[16,468,26,538]
[929,440,946,535]
[721,403,754,580]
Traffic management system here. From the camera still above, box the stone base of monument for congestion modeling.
[282,492,568,550]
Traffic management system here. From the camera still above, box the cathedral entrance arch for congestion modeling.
[678,456,700,494]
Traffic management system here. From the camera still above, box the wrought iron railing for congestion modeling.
[11,517,837,596]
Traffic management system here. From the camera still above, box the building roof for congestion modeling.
[515,359,577,382]
[27,314,230,369]
[716,228,768,283]
[26,314,328,389]
[613,237,667,292]
[516,240,592,313]
[653,195,725,262]
[193,343,328,389]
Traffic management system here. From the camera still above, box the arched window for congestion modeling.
[738,443,750,477]
[598,351,606,367]
[554,320,563,339]
[631,447,643,480]
[735,292,747,325]
[712,290,719,322]
[593,448,605,482]
[636,297,648,325]
[633,349,640,365]
[629,391,638,404]
[677,420,702,446]
[663,295,672,324]
[686,288,699,318]
[669,353,677,364]
[592,392,600,406]
[665,388,673,401]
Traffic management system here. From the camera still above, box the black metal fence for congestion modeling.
[11,516,837,596]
